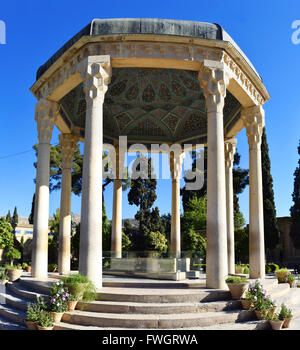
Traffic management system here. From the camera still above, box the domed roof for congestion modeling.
[36,18,258,80]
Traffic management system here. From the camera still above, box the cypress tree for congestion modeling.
[12,206,18,229]
[28,194,35,225]
[261,127,280,251]
[290,140,300,248]
[128,155,164,251]
[6,210,11,224]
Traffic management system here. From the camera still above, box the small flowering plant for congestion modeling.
[48,281,68,313]
[245,280,266,302]
[0,269,8,280]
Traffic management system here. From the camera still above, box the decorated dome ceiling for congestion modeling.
[59,67,241,145]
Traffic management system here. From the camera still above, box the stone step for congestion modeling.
[19,278,52,294]
[61,309,256,329]
[0,304,26,326]
[77,299,242,314]
[0,314,27,330]
[0,292,28,312]
[6,282,49,303]
[97,288,231,303]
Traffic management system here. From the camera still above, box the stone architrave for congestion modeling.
[78,56,111,289]
[241,105,265,279]
[199,61,230,289]
[58,133,79,275]
[32,99,58,279]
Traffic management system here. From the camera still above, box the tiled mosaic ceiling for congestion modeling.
[60,68,241,143]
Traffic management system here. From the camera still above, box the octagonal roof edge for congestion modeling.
[35,18,261,82]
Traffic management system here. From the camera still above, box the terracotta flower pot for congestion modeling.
[37,325,54,330]
[270,320,283,330]
[67,300,78,312]
[26,266,31,273]
[65,283,88,300]
[254,309,268,320]
[226,283,248,300]
[282,317,292,328]
[49,312,64,323]
[25,320,37,330]
[7,269,22,282]
[288,281,295,288]
[241,299,252,310]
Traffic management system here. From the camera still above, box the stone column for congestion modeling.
[224,138,237,275]
[58,133,78,275]
[199,61,229,289]
[169,152,185,258]
[78,56,111,289]
[111,141,125,258]
[241,105,265,279]
[32,99,58,279]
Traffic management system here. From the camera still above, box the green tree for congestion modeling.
[261,128,280,252]
[181,148,249,214]
[234,211,246,229]
[145,231,168,256]
[11,206,18,230]
[128,155,165,251]
[5,248,21,266]
[0,218,14,249]
[6,210,11,225]
[182,196,207,232]
[234,226,249,263]
[28,194,35,225]
[290,140,300,248]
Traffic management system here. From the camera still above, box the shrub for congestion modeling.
[61,273,97,302]
[225,276,247,284]
[265,263,280,274]
[37,312,53,328]
[275,268,291,283]
[0,218,14,249]
[145,231,168,255]
[5,248,21,266]
[279,304,293,320]
[26,303,42,322]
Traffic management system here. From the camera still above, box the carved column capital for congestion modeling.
[59,133,79,169]
[198,61,230,113]
[35,99,58,143]
[169,152,185,180]
[224,138,237,169]
[241,105,265,150]
[78,55,111,106]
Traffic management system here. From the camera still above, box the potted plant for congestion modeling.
[25,303,41,330]
[61,273,97,302]
[235,265,244,274]
[48,263,58,273]
[5,265,23,282]
[263,311,284,330]
[275,268,291,283]
[0,268,9,285]
[287,274,295,288]
[66,293,78,312]
[225,276,248,300]
[37,312,54,330]
[48,281,68,323]
[253,295,276,320]
[279,304,293,328]
[5,248,21,267]
[22,262,31,273]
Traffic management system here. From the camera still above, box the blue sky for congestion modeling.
[0,0,299,223]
